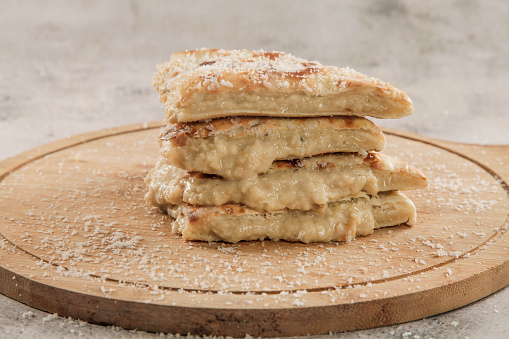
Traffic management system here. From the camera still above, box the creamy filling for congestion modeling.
[146,157,425,212]
[168,192,415,243]
[161,128,384,179]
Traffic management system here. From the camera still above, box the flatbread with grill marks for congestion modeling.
[159,116,386,179]
[146,152,428,212]
[163,191,416,243]
[153,49,413,123]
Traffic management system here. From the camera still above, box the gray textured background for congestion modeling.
[1,0,508,338]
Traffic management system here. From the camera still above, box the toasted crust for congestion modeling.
[154,49,413,122]
[146,152,428,212]
[164,191,416,243]
[159,116,386,179]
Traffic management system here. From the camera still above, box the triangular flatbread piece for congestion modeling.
[154,49,413,122]
[159,116,386,179]
[164,191,416,243]
[146,152,428,212]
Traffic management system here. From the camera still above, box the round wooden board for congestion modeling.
[0,122,508,337]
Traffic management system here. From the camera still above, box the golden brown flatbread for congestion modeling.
[146,152,428,212]
[153,49,413,122]
[159,116,386,179]
[164,191,416,243]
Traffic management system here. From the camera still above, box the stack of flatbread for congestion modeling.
[146,49,428,243]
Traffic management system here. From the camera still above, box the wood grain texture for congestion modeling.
[0,122,508,337]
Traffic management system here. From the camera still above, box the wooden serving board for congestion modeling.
[0,122,508,337]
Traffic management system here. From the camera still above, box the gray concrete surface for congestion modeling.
[1,0,508,338]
